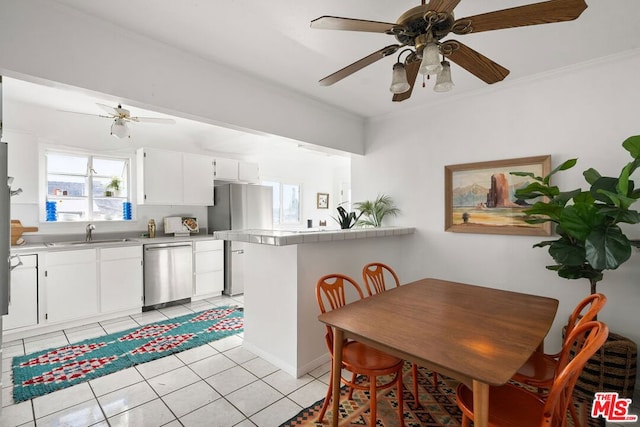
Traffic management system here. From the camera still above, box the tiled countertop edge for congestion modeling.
[213,227,416,246]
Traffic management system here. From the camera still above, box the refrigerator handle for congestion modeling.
[231,249,244,254]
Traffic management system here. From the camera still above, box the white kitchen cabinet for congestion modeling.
[214,157,239,181]
[193,239,224,297]
[99,246,143,313]
[3,254,38,331]
[137,147,183,205]
[214,158,260,183]
[44,249,98,323]
[183,153,214,205]
[137,148,214,205]
[238,161,260,183]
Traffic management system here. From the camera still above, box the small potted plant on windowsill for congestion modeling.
[105,177,121,197]
[511,135,640,399]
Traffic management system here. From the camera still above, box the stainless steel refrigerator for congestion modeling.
[1,145,10,416]
[208,183,273,295]
[0,76,8,413]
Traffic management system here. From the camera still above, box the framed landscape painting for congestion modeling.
[444,155,552,236]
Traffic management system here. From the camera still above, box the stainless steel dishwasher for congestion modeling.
[143,241,193,310]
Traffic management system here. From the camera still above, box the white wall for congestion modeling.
[354,51,640,364]
[259,152,351,230]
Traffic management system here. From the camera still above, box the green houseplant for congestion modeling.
[333,204,362,229]
[511,135,640,295]
[511,135,640,398]
[105,177,121,197]
[354,194,400,228]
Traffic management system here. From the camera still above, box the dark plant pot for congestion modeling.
[573,331,637,400]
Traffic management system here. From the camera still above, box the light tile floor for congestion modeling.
[4,296,637,426]
[1,295,331,427]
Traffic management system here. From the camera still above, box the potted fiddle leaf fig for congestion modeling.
[510,134,640,399]
[511,135,640,295]
[354,194,400,228]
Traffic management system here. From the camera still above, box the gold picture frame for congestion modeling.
[317,193,329,209]
[445,155,552,236]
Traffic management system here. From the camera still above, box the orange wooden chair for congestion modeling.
[316,273,405,427]
[362,262,438,406]
[512,293,607,389]
[456,320,609,427]
[511,292,606,426]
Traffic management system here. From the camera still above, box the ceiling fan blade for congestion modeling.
[319,45,401,86]
[96,103,119,116]
[452,0,587,34]
[426,0,461,14]
[129,117,176,124]
[57,109,112,119]
[392,57,420,102]
[311,16,401,34]
[443,40,510,84]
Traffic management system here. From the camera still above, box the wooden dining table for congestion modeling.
[317,277,559,427]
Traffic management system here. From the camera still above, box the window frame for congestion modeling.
[41,147,133,223]
[262,180,302,226]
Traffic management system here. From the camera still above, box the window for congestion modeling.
[263,181,301,225]
[45,150,131,222]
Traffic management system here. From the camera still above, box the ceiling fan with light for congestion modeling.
[61,103,176,139]
[311,0,588,101]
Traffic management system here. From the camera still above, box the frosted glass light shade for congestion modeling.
[419,42,442,75]
[110,118,130,139]
[389,62,410,94]
[434,60,454,92]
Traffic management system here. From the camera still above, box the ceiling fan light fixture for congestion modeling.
[110,118,130,139]
[419,42,442,76]
[390,62,411,94]
[434,60,454,92]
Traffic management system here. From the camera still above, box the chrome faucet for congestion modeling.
[85,223,96,242]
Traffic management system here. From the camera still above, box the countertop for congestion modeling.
[10,233,220,254]
[213,226,415,246]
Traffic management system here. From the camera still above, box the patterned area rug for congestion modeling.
[12,306,243,403]
[280,363,604,426]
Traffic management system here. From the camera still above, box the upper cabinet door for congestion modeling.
[238,161,259,183]
[214,158,239,181]
[137,148,183,205]
[183,153,214,205]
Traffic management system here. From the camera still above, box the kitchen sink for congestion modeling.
[46,238,138,247]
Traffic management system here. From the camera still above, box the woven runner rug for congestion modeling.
[12,306,243,403]
[280,363,604,427]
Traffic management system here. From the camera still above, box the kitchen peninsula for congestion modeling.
[213,226,415,377]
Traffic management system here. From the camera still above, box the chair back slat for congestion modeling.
[362,262,400,296]
[316,274,365,353]
[565,293,607,338]
[543,320,609,427]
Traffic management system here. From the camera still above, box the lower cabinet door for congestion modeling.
[195,270,224,296]
[46,262,98,323]
[101,257,143,313]
[3,255,38,330]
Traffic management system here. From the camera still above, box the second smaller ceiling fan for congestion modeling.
[62,103,176,139]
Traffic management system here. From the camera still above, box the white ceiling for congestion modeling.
[46,0,640,118]
[4,0,640,156]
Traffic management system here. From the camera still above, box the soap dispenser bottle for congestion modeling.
[148,219,156,238]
